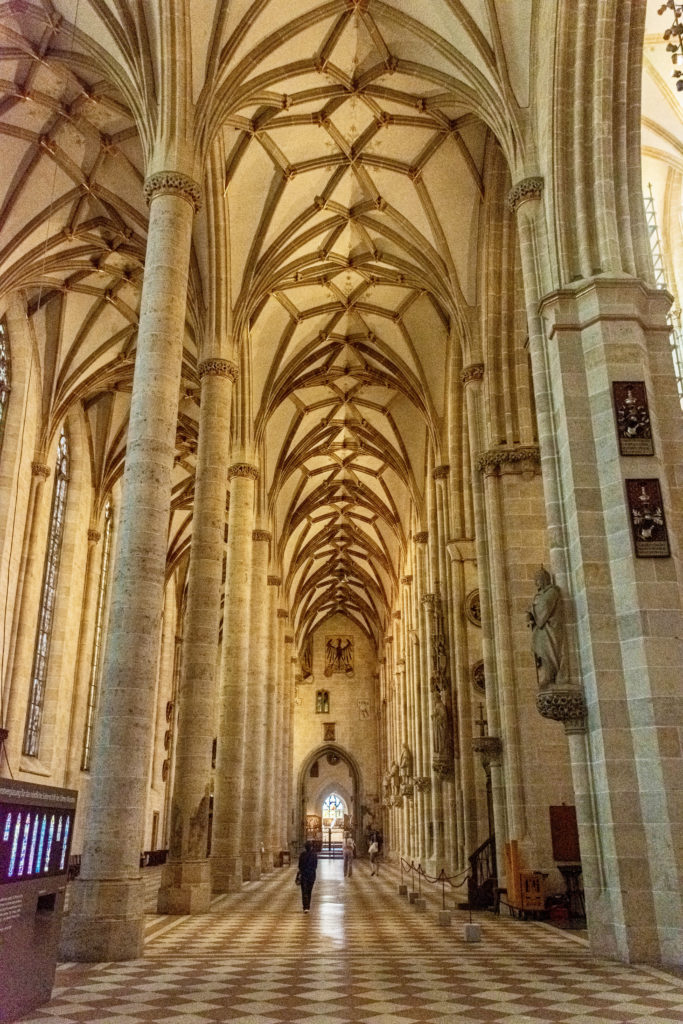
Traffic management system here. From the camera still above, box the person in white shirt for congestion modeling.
[342,833,355,877]
[368,839,379,876]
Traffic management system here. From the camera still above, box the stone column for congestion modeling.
[261,575,280,870]
[240,529,271,881]
[271,607,287,858]
[158,356,236,914]
[281,630,295,853]
[2,460,50,772]
[211,462,257,892]
[62,171,201,962]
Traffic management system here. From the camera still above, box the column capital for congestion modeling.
[228,463,258,480]
[31,461,50,479]
[277,608,289,620]
[536,689,587,734]
[87,529,101,544]
[433,464,450,480]
[252,530,271,543]
[143,171,202,212]
[507,176,544,214]
[460,363,484,385]
[400,574,413,586]
[284,634,294,643]
[198,358,238,382]
[413,531,428,544]
[267,575,281,586]
[476,445,540,476]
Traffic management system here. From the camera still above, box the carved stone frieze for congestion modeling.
[507,176,544,214]
[143,171,202,212]
[460,363,484,385]
[198,358,238,382]
[476,445,541,477]
[228,463,259,480]
[536,688,587,734]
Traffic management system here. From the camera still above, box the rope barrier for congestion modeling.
[399,857,470,910]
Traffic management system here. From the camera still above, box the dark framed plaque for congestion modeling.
[323,722,336,742]
[612,381,654,456]
[626,479,670,557]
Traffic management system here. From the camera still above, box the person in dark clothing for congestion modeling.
[297,840,318,913]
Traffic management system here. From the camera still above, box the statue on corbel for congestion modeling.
[399,741,414,796]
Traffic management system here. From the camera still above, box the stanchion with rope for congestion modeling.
[397,857,480,933]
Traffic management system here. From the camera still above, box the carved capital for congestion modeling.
[143,171,202,212]
[87,529,101,544]
[400,574,413,586]
[433,464,450,480]
[267,575,281,586]
[421,593,435,608]
[393,610,401,620]
[507,176,544,213]
[413,531,428,544]
[471,735,502,768]
[277,609,289,620]
[31,461,50,479]
[252,530,271,542]
[536,689,587,734]
[284,634,294,643]
[198,358,238,382]
[431,755,453,778]
[476,445,541,476]
[228,463,258,480]
[414,776,431,793]
[460,363,484,385]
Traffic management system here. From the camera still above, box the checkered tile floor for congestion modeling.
[19,859,683,1023]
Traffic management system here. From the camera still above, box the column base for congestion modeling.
[157,858,212,914]
[59,878,144,961]
[211,855,243,893]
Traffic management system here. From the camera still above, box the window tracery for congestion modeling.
[23,430,69,757]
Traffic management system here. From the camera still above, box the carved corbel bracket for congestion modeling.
[536,688,587,735]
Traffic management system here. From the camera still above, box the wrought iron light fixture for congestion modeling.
[658,0,683,91]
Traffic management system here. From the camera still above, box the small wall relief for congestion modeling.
[357,699,370,720]
[465,589,481,626]
[626,479,670,557]
[323,722,336,742]
[472,660,485,694]
[325,635,353,676]
[613,381,654,456]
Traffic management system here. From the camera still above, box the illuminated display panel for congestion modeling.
[0,782,76,886]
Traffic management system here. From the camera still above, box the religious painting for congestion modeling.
[324,635,353,676]
[626,479,670,557]
[323,722,336,742]
[612,381,654,456]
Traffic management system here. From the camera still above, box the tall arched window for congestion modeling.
[0,321,10,452]
[23,429,69,757]
[81,499,113,770]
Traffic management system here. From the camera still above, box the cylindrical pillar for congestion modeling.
[62,171,201,962]
[158,357,236,913]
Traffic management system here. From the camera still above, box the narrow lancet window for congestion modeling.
[81,500,113,770]
[23,430,69,757]
[0,322,10,452]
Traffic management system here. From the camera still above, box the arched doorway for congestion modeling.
[298,745,362,853]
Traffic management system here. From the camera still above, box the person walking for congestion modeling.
[297,840,318,913]
[368,838,379,875]
[342,833,355,877]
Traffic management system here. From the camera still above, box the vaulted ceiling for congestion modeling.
[0,0,676,652]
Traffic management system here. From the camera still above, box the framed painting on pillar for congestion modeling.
[625,479,670,557]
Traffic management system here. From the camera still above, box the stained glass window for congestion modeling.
[322,793,344,827]
[23,429,69,757]
[81,500,113,770]
[0,322,9,451]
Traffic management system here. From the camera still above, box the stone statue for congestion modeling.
[389,760,400,796]
[527,566,566,688]
[399,742,413,783]
[430,680,450,756]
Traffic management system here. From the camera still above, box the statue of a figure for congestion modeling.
[527,566,565,688]
[399,742,413,783]
[389,760,400,796]
[382,770,392,803]
[430,681,450,755]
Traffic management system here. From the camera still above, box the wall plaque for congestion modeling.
[323,722,336,741]
[626,479,670,557]
[612,381,653,456]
